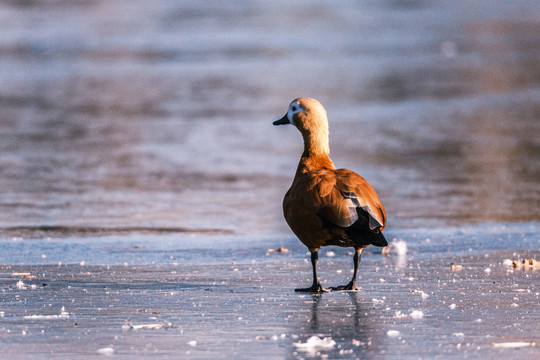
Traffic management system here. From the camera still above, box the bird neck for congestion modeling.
[295,131,335,174]
[301,128,330,157]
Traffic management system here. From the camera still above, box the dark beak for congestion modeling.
[273,114,290,125]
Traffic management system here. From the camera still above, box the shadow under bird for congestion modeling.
[273,97,388,293]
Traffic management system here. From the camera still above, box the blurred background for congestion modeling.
[0,0,538,237]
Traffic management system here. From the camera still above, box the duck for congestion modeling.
[273,97,387,293]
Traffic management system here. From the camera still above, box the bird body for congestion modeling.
[284,167,387,249]
[274,97,387,292]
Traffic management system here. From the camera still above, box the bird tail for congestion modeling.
[369,230,388,247]
[317,210,388,247]
[347,228,388,247]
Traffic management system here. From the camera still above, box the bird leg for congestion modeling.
[295,249,330,293]
[331,248,363,291]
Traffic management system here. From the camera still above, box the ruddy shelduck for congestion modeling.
[273,97,387,293]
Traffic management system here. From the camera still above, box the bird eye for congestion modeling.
[292,106,297,111]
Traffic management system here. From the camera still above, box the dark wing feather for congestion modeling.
[314,169,386,229]
[310,169,387,246]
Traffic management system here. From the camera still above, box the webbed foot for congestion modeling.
[330,281,361,291]
[295,282,330,293]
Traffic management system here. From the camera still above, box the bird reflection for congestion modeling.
[306,292,366,333]
[291,292,377,357]
[308,294,323,330]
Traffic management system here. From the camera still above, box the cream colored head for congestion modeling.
[273,97,330,155]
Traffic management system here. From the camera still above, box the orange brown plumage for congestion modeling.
[273,97,387,292]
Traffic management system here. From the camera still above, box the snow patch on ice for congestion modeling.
[24,307,69,320]
[96,347,114,356]
[502,259,514,267]
[122,319,178,331]
[293,336,336,350]
[412,290,429,299]
[492,342,535,348]
[382,239,407,256]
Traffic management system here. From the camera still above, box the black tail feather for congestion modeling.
[317,209,388,247]
[346,228,388,247]
[370,230,388,247]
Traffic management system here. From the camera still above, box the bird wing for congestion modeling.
[307,169,386,231]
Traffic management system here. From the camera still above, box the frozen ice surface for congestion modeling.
[0,223,538,358]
